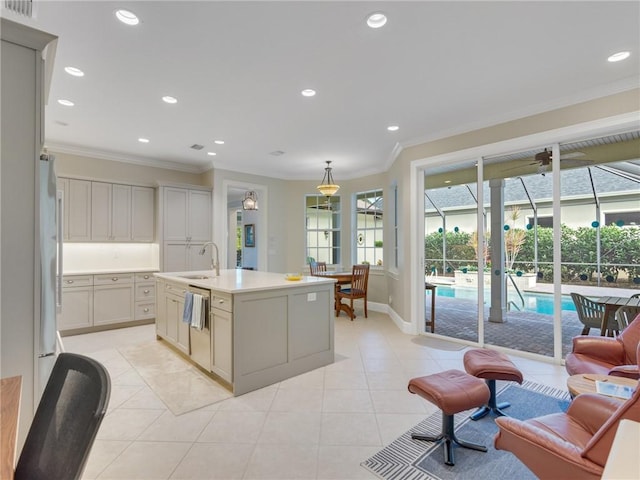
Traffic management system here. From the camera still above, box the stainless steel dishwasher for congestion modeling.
[187,285,211,370]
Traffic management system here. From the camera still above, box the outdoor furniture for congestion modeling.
[615,305,640,331]
[494,345,640,480]
[425,283,436,333]
[335,264,370,320]
[597,296,640,336]
[571,292,611,336]
[408,370,490,466]
[463,349,523,420]
[309,261,326,276]
[565,312,640,380]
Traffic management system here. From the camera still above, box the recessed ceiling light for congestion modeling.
[301,89,316,97]
[387,125,399,131]
[138,138,149,143]
[57,99,74,106]
[64,66,84,77]
[608,51,630,62]
[367,12,387,29]
[162,96,177,104]
[115,9,139,26]
[214,140,224,145]
[207,152,217,156]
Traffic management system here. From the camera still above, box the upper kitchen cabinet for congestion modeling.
[163,186,212,242]
[60,178,154,242]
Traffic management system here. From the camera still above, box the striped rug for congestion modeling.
[361,380,571,480]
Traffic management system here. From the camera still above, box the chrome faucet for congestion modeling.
[199,242,220,276]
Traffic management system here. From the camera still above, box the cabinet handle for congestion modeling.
[143,308,150,313]
[112,277,119,281]
[143,275,150,279]
[143,289,150,294]
[218,299,224,304]
[65,280,74,284]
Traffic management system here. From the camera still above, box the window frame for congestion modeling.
[353,188,384,267]
[304,194,342,265]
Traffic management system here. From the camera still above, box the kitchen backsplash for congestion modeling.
[63,243,159,273]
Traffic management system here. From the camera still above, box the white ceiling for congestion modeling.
[12,1,640,180]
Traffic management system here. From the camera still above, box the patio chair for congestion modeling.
[615,305,640,331]
[571,292,614,335]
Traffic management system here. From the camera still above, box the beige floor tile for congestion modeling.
[257,411,322,444]
[365,371,412,390]
[138,409,216,442]
[170,443,254,479]
[97,408,164,441]
[324,370,368,390]
[119,385,169,410]
[217,385,277,412]
[370,389,429,414]
[317,445,380,479]
[81,440,130,479]
[97,441,191,479]
[197,410,267,444]
[106,384,145,412]
[243,443,318,479]
[320,413,382,446]
[112,367,146,386]
[270,387,324,412]
[322,389,374,413]
[375,413,434,445]
[279,368,325,390]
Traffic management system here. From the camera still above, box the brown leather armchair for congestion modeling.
[494,344,640,480]
[565,312,640,380]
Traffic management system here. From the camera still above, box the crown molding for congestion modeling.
[45,142,208,174]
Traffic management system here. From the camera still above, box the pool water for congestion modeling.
[434,285,576,314]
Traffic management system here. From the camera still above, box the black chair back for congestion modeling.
[14,353,111,480]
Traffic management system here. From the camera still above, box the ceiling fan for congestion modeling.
[531,148,593,171]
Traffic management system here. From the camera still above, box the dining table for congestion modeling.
[595,296,640,336]
[313,271,355,318]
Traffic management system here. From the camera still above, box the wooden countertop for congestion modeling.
[1,376,21,480]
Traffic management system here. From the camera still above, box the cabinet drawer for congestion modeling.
[211,292,232,312]
[165,282,188,296]
[135,302,155,319]
[62,275,93,288]
[94,273,134,285]
[135,283,156,301]
[135,272,155,283]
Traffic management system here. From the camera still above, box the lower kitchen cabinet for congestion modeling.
[211,306,232,382]
[59,270,156,334]
[160,280,190,354]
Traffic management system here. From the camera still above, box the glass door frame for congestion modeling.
[410,112,639,363]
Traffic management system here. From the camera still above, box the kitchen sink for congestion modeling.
[180,274,213,280]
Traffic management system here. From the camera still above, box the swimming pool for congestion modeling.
[433,285,576,314]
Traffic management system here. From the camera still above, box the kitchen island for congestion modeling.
[154,269,335,395]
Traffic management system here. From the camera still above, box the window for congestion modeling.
[528,215,554,228]
[305,195,341,264]
[355,189,383,266]
[604,211,640,226]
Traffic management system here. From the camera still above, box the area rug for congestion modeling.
[361,380,571,479]
[410,336,466,351]
[119,341,233,415]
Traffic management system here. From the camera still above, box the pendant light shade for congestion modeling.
[242,190,258,210]
[317,161,340,196]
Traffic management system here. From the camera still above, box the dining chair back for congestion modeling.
[14,353,111,480]
[336,264,370,320]
[309,261,327,276]
[571,292,606,335]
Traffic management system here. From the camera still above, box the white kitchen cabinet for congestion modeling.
[162,281,190,354]
[211,291,233,382]
[67,179,92,241]
[93,273,134,326]
[58,275,94,330]
[58,177,69,240]
[91,182,132,241]
[160,186,212,271]
[132,186,155,241]
[134,271,156,320]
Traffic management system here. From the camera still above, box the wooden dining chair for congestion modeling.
[336,264,370,320]
[309,261,327,276]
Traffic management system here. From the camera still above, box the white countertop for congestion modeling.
[64,268,159,275]
[155,269,336,293]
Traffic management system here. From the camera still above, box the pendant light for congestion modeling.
[317,161,340,197]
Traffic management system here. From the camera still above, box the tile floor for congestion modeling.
[62,311,570,479]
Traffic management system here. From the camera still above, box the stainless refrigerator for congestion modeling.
[38,152,63,394]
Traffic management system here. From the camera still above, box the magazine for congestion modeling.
[595,381,635,400]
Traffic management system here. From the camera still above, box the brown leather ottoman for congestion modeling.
[463,348,523,420]
[408,370,490,466]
